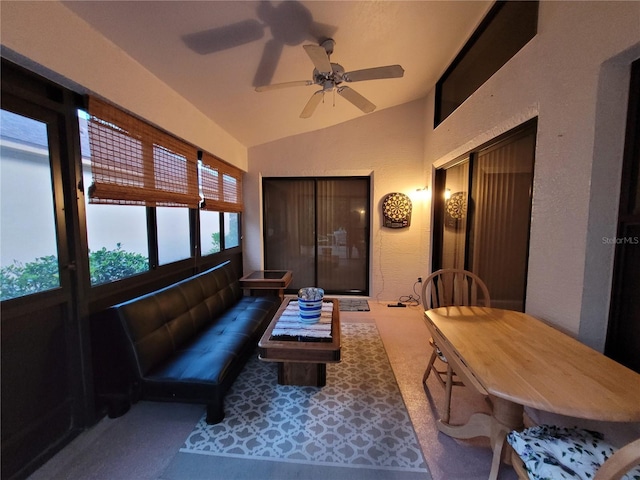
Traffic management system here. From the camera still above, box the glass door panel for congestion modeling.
[470,133,535,311]
[441,160,470,271]
[316,178,368,292]
[1,100,78,479]
[1,110,60,300]
[264,178,315,289]
[433,122,536,312]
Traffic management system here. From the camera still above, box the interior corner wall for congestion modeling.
[246,99,428,302]
[422,0,640,348]
[0,0,247,170]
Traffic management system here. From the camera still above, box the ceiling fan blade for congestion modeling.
[337,86,376,114]
[343,65,405,83]
[303,44,332,73]
[300,90,324,118]
[255,80,314,92]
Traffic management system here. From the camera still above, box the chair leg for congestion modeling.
[423,348,439,384]
[442,364,454,424]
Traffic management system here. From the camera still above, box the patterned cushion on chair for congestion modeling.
[507,425,640,480]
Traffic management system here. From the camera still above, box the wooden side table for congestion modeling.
[239,270,292,300]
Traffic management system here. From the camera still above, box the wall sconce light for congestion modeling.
[415,186,430,201]
[444,188,452,200]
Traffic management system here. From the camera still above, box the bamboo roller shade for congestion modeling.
[87,96,243,211]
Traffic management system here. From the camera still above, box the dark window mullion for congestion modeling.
[219,212,225,250]
[147,207,158,269]
[313,178,319,286]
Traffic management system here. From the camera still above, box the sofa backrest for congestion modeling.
[112,261,242,376]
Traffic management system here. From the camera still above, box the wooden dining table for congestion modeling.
[423,306,640,480]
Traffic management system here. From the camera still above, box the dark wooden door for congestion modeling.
[1,94,83,479]
[606,59,640,373]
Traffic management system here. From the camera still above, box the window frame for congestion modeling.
[434,0,539,127]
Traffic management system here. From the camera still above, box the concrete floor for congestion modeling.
[29,299,640,480]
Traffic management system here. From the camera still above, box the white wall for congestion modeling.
[246,100,428,302]
[422,0,640,349]
[0,1,247,170]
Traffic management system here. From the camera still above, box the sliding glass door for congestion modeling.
[433,121,536,311]
[469,131,536,310]
[263,177,370,295]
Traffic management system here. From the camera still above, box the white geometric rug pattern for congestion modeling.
[181,323,429,473]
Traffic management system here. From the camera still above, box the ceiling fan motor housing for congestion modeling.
[313,63,345,91]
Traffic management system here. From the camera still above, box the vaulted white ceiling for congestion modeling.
[62,1,491,147]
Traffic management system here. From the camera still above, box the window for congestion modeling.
[78,98,245,286]
[79,111,149,285]
[86,97,199,207]
[224,212,240,248]
[199,151,243,212]
[435,1,538,126]
[200,210,221,255]
[157,207,190,265]
[198,151,243,255]
[0,110,60,299]
[85,204,149,285]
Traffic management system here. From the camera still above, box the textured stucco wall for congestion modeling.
[246,100,428,302]
[422,0,640,348]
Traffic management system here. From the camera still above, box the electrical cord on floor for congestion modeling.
[395,280,422,306]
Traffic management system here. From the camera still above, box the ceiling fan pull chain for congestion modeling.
[333,89,336,107]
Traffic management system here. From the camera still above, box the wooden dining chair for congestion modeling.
[421,268,491,423]
[507,425,640,480]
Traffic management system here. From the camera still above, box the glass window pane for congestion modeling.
[224,212,240,248]
[200,210,220,255]
[1,110,60,300]
[80,110,149,285]
[157,207,190,265]
[84,201,149,285]
[442,160,469,271]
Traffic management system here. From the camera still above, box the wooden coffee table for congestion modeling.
[258,298,341,386]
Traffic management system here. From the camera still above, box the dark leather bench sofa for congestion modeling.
[101,261,281,424]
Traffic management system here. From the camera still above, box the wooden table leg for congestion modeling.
[435,395,523,480]
[278,362,326,386]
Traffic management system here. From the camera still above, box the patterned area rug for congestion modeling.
[178,323,429,478]
[338,299,370,311]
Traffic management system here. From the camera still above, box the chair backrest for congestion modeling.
[421,269,491,310]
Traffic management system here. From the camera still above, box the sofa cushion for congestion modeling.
[115,262,244,376]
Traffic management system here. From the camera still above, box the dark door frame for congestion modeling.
[605,58,640,373]
[1,61,92,480]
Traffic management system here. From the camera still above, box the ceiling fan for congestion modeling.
[255,38,404,118]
